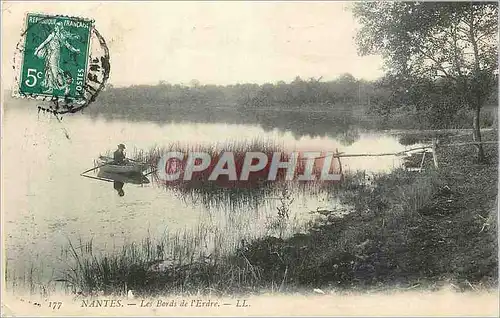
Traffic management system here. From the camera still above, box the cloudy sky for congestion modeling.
[2,1,384,87]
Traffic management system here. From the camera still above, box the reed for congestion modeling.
[32,184,304,297]
[123,139,342,210]
[51,230,293,296]
[7,132,496,297]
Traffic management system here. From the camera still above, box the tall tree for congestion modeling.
[353,2,498,162]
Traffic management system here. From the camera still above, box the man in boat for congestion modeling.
[113,144,127,165]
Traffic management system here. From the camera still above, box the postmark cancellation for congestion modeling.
[12,13,110,114]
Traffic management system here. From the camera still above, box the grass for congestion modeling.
[51,218,308,297]
[117,139,342,210]
[398,132,454,146]
[8,183,309,298]
[6,130,498,297]
[374,106,498,131]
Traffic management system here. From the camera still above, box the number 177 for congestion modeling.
[48,301,62,309]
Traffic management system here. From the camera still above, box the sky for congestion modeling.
[2,1,384,88]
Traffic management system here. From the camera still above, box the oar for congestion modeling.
[128,158,153,167]
[98,155,145,164]
[80,174,114,183]
[80,162,111,176]
[127,157,142,163]
[143,169,157,177]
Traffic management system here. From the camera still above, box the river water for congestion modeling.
[2,103,420,284]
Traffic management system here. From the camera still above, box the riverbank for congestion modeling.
[5,130,497,299]
[33,130,495,298]
[235,129,498,293]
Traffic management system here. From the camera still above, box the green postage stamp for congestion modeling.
[18,13,93,103]
[13,12,113,114]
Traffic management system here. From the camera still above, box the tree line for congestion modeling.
[99,73,374,110]
[93,2,498,152]
[96,71,496,130]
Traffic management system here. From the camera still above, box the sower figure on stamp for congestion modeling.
[113,144,127,165]
[34,21,80,94]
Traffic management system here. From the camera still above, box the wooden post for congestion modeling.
[336,148,343,176]
[432,138,439,169]
[419,151,427,172]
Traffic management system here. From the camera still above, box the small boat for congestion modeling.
[97,170,150,184]
[97,156,149,174]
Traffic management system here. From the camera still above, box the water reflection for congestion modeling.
[94,170,152,196]
[114,181,125,196]
[98,109,365,145]
[97,170,150,185]
[7,97,367,144]
[2,102,415,284]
